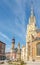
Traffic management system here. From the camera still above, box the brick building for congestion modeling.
[0,41,6,60]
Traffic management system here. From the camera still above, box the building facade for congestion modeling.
[0,41,6,60]
[26,6,40,61]
[16,43,21,61]
[10,38,16,60]
[6,38,21,61]
[6,52,10,60]
[21,45,26,62]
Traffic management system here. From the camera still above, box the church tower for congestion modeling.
[26,4,37,61]
[10,38,15,59]
[16,43,21,61]
[12,38,15,50]
[27,5,36,42]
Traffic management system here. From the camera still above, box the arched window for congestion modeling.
[37,43,40,56]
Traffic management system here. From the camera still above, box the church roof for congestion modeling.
[32,37,40,42]
[35,37,40,41]
[13,48,18,53]
[12,48,21,53]
[0,41,6,45]
[36,28,40,33]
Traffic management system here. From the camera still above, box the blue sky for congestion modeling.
[0,0,40,52]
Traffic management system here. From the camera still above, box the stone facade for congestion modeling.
[26,6,40,61]
[16,43,21,61]
[6,39,21,61]
[10,38,16,60]
[21,45,26,62]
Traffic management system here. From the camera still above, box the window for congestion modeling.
[37,43,40,56]
[0,50,2,53]
[2,44,4,49]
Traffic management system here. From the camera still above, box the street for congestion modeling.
[1,61,40,65]
[0,61,9,65]
[26,61,40,65]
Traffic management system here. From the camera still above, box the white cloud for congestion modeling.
[0,0,26,43]
[0,32,10,41]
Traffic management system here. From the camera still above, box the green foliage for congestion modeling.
[8,61,12,64]
[21,61,24,65]
[8,61,24,65]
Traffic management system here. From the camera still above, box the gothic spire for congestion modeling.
[31,1,34,17]
[29,1,36,25]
